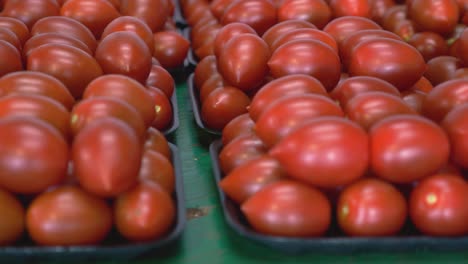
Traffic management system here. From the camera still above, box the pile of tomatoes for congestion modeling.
[184,0,468,238]
[0,0,189,246]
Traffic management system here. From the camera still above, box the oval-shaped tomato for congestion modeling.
[213,22,257,58]
[0,28,21,52]
[219,133,266,175]
[410,173,468,236]
[0,40,23,77]
[221,113,256,146]
[26,185,112,245]
[139,149,175,193]
[330,0,371,18]
[221,0,277,36]
[422,79,468,122]
[370,114,450,183]
[23,32,92,57]
[424,56,463,86]
[194,55,218,90]
[402,90,427,114]
[261,19,316,48]
[242,179,331,237]
[2,0,60,29]
[408,32,449,62]
[72,117,142,197]
[27,43,102,99]
[337,178,407,236]
[199,73,227,103]
[269,116,369,188]
[114,181,175,241]
[0,117,68,194]
[152,31,190,68]
[268,39,341,91]
[120,0,170,32]
[147,86,172,131]
[0,188,24,245]
[323,16,382,45]
[146,64,175,98]
[407,0,460,36]
[0,17,29,45]
[369,0,396,25]
[270,28,339,54]
[442,103,468,168]
[143,127,171,160]
[277,0,332,29]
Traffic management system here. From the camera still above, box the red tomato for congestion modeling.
[329,0,371,18]
[242,179,331,237]
[60,0,120,39]
[27,43,102,99]
[0,17,30,45]
[277,0,332,29]
[219,133,266,175]
[370,114,450,183]
[0,40,22,77]
[199,73,227,103]
[424,56,463,86]
[337,178,407,236]
[442,103,468,168]
[221,113,256,146]
[23,32,92,57]
[139,149,175,193]
[407,32,449,62]
[411,76,433,93]
[147,86,173,131]
[193,55,218,90]
[146,64,175,98]
[217,34,270,92]
[255,94,344,148]
[0,28,21,52]
[369,0,396,25]
[401,90,427,114]
[268,39,341,91]
[0,188,24,245]
[348,38,426,91]
[2,0,60,29]
[95,31,152,84]
[143,127,171,160]
[410,173,468,236]
[422,79,468,122]
[270,28,339,53]
[261,19,317,48]
[72,117,142,197]
[0,71,75,111]
[152,31,190,68]
[114,182,175,241]
[249,74,328,121]
[269,116,369,188]
[323,16,382,45]
[213,22,257,58]
[120,0,170,32]
[458,28,468,65]
[221,0,277,36]
[26,185,112,245]
[0,117,68,194]
[210,0,233,20]
[381,4,407,32]
[407,0,460,36]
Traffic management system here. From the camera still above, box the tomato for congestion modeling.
[370,114,450,183]
[101,16,155,55]
[72,117,142,197]
[337,178,407,236]
[0,40,22,77]
[348,38,426,91]
[0,71,75,111]
[407,0,460,36]
[27,43,102,99]
[0,28,21,52]
[143,127,171,160]
[147,86,172,131]
[95,31,152,84]
[442,103,468,168]
[220,0,277,36]
[2,0,60,29]
[401,90,427,114]
[458,28,468,65]
[217,34,270,92]
[26,185,112,245]
[0,188,24,245]
[31,16,97,53]
[219,133,266,175]
[0,17,30,45]
[210,0,233,20]
[213,22,257,58]
[269,116,369,188]
[277,0,332,29]
[146,64,175,98]
[0,117,68,194]
[270,28,338,53]
[193,55,218,90]
[381,4,407,31]
[423,79,468,122]
[411,76,433,93]
[345,91,417,130]
[221,113,256,146]
[60,0,120,39]
[256,94,344,148]
[152,31,190,68]
[70,96,146,140]
[201,86,251,131]
[139,149,175,193]
[323,16,382,45]
[220,155,285,205]
[261,19,317,48]
[120,0,170,32]
[424,56,463,86]
[83,74,155,127]
[268,39,341,91]
[23,32,92,57]
[199,73,227,103]
[114,181,175,241]
[409,173,468,236]
[241,179,331,237]
[369,0,396,24]
[329,0,371,18]
[330,76,401,107]
[407,32,449,62]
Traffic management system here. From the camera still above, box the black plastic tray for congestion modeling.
[182,28,198,67]
[171,0,188,28]
[0,143,186,262]
[209,139,468,254]
[162,88,180,136]
[187,73,222,136]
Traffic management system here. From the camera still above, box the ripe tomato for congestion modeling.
[146,64,175,98]
[213,23,257,58]
[152,31,190,68]
[147,86,173,131]
[26,185,112,245]
[424,56,463,86]
[114,182,175,241]
[0,40,22,77]
[219,134,266,175]
[249,74,328,121]
[422,79,468,122]
[407,0,460,36]
[369,0,396,24]
[199,73,227,103]
[221,113,256,146]
[95,31,152,84]
[401,90,427,114]
[277,0,332,29]
[0,17,30,45]
[323,16,382,45]
[27,43,103,99]
[261,19,316,48]
[329,0,371,18]
[269,116,369,188]
[0,28,21,52]
[220,0,277,35]
[72,117,142,197]
[143,127,171,160]
[193,55,218,90]
[458,28,468,65]
[255,94,344,148]
[0,117,68,194]
[120,0,170,32]
[270,28,339,53]
[139,149,175,193]
[0,188,24,245]
[241,179,331,237]
[337,178,407,236]
[370,114,450,183]
[2,0,60,29]
[442,104,468,168]
[407,32,449,62]
[410,173,468,236]
[209,0,233,20]
[23,32,92,57]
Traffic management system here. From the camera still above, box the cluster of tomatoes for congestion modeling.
[0,0,188,247]
[185,0,468,237]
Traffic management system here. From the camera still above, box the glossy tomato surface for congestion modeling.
[442,104,468,168]
[0,188,24,245]
[277,0,332,29]
[220,0,277,35]
[139,149,175,193]
[219,133,266,175]
[422,79,468,122]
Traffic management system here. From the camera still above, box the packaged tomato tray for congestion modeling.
[163,90,180,135]
[0,143,186,262]
[209,139,468,253]
[182,28,199,67]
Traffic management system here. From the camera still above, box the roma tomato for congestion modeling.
[410,173,468,236]
[219,133,266,175]
[0,17,30,45]
[146,64,175,98]
[147,86,172,131]
[323,16,382,45]
[337,178,407,236]
[261,19,317,48]
[152,31,190,68]
[72,117,142,197]
[193,55,218,90]
[401,90,427,114]
[369,0,396,25]
[144,127,171,160]
[329,0,371,18]
[270,28,339,53]
[213,22,257,58]
[422,79,468,122]
[408,32,449,62]
[139,149,175,193]
[120,0,170,32]
[0,117,68,194]
[370,115,450,183]
[26,185,112,246]
[199,73,227,103]
[0,28,21,52]
[269,116,369,188]
[0,40,22,77]
[277,0,332,29]
[442,104,468,168]
[242,179,331,237]
[0,188,24,245]
[407,0,460,36]
[2,0,60,29]
[221,113,256,146]
[23,32,92,57]
[424,56,463,86]
[114,182,175,241]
